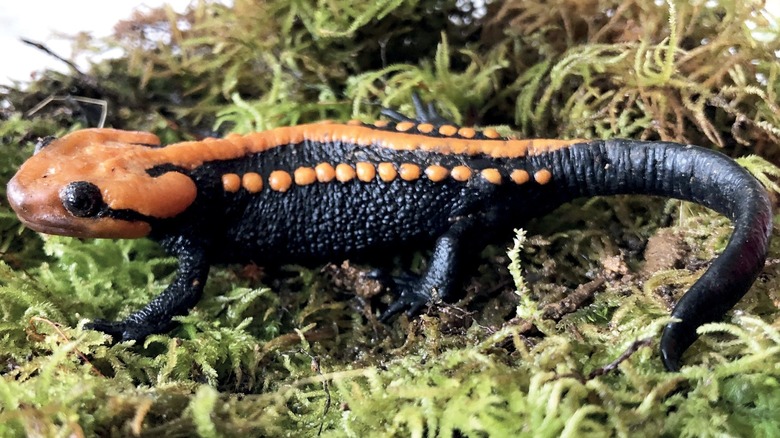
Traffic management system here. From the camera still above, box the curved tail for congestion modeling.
[537,139,773,370]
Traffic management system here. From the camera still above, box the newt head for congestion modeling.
[7,128,198,238]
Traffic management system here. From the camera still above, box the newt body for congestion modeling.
[7,101,772,370]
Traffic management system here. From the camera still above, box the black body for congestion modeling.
[89,113,772,372]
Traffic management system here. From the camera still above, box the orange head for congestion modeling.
[7,129,198,238]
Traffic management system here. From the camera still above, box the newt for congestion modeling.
[7,96,772,371]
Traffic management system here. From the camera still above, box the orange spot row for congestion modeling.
[220,164,553,193]
[386,121,503,139]
[162,124,584,170]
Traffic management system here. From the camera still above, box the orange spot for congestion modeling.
[315,163,336,182]
[417,123,434,133]
[458,127,476,138]
[438,125,458,136]
[451,165,472,182]
[242,172,263,193]
[336,163,356,182]
[374,120,389,128]
[425,165,449,182]
[378,163,397,182]
[269,170,292,192]
[481,168,502,185]
[395,122,415,132]
[294,167,317,185]
[346,120,362,126]
[534,169,552,185]
[356,162,376,182]
[482,128,501,139]
[399,163,421,181]
[510,169,530,185]
[222,173,241,192]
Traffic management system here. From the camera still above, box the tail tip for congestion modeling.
[660,322,693,372]
[660,341,682,372]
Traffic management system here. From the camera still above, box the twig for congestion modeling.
[26,95,108,128]
[542,277,606,321]
[588,337,654,379]
[302,351,331,436]
[20,38,84,76]
[28,316,104,377]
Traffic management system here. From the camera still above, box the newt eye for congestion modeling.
[60,181,104,217]
[33,136,56,155]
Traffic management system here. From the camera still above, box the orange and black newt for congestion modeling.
[7,96,772,371]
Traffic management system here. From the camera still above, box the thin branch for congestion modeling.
[26,95,107,128]
[20,38,84,76]
[588,337,654,379]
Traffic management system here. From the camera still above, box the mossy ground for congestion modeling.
[1,0,779,436]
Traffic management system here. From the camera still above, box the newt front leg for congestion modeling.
[87,236,210,341]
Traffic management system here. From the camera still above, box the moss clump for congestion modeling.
[1,0,779,436]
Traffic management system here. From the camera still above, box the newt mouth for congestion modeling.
[8,176,87,236]
[7,175,151,238]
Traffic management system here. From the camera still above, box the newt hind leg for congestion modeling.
[374,215,483,321]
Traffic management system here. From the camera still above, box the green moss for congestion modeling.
[1,0,779,436]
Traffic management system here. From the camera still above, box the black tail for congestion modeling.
[534,139,773,370]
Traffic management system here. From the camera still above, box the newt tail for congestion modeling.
[531,140,773,370]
